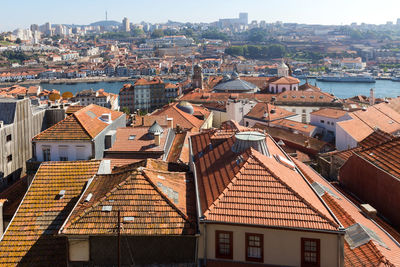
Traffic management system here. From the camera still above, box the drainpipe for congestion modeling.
[337,229,344,267]
[203,222,207,267]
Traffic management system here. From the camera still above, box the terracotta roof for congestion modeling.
[270,119,316,135]
[245,103,296,121]
[192,131,338,231]
[299,82,321,92]
[337,104,400,142]
[0,160,100,266]
[34,104,124,141]
[275,90,341,104]
[310,108,348,119]
[33,114,91,141]
[65,105,85,115]
[61,165,196,236]
[107,127,168,153]
[0,175,28,218]
[270,76,300,85]
[152,102,209,130]
[295,159,400,267]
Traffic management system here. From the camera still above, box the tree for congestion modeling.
[15,38,21,44]
[151,29,164,38]
[247,28,267,42]
[121,106,130,115]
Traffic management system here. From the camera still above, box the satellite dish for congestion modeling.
[62,91,73,99]
[49,93,61,101]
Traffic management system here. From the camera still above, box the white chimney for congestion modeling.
[369,88,375,106]
[154,132,161,146]
[167,117,173,129]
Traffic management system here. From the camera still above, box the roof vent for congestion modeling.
[345,223,388,249]
[274,154,295,170]
[148,120,164,136]
[362,107,367,111]
[99,113,112,124]
[270,109,276,114]
[232,131,269,156]
[85,193,93,202]
[102,205,112,212]
[56,190,66,200]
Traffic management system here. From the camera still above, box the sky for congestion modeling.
[1,0,400,32]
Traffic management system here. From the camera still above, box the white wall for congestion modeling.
[335,123,358,151]
[35,141,92,161]
[279,105,319,123]
[310,114,351,136]
[226,100,256,125]
[198,223,342,267]
[269,83,299,94]
[211,110,229,128]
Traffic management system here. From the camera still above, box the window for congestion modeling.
[59,146,68,161]
[42,148,51,161]
[320,120,324,123]
[301,238,320,267]
[215,231,233,259]
[128,135,136,140]
[246,233,263,262]
[7,154,12,163]
[6,134,12,142]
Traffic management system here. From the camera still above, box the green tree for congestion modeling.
[151,29,164,38]
[15,38,21,44]
[121,106,130,115]
[247,28,267,42]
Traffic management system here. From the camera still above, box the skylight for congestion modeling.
[128,135,136,140]
[157,182,179,204]
[345,223,388,249]
[123,216,134,222]
[311,182,340,199]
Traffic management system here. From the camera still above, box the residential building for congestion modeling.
[73,88,119,110]
[336,103,400,150]
[0,98,46,187]
[243,102,300,127]
[190,128,345,266]
[0,160,102,266]
[32,104,125,162]
[122,17,130,32]
[339,138,400,229]
[119,77,167,113]
[151,101,213,131]
[60,159,197,266]
[310,108,350,142]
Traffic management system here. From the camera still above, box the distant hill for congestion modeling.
[90,20,121,27]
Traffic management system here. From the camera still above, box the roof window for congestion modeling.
[84,193,93,202]
[345,223,388,249]
[128,135,136,140]
[102,205,112,212]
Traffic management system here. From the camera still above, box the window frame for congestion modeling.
[245,233,264,263]
[215,230,233,259]
[301,238,320,267]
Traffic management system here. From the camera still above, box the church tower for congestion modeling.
[277,60,289,77]
[192,64,203,89]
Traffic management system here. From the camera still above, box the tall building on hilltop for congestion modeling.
[122,17,130,32]
[239,12,248,25]
[192,64,203,89]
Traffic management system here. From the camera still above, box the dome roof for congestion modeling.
[148,120,164,135]
[213,79,259,92]
[177,101,194,115]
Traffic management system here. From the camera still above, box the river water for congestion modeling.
[40,79,400,99]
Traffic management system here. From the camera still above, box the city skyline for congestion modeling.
[1,0,400,32]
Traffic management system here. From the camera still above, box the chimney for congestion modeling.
[360,204,377,219]
[0,121,3,128]
[369,88,375,106]
[167,117,173,129]
[154,132,161,146]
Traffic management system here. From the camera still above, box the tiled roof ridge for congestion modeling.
[33,114,90,140]
[372,105,400,125]
[251,149,339,230]
[65,171,134,228]
[141,170,191,223]
[73,106,98,139]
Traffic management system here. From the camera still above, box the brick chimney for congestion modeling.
[369,88,375,106]
[167,117,173,129]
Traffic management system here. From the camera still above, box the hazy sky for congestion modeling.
[1,0,400,32]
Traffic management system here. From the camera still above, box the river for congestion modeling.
[40,79,400,99]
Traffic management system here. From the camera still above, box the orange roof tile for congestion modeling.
[192,131,338,231]
[61,166,195,236]
[245,103,296,121]
[0,161,100,266]
[310,108,348,119]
